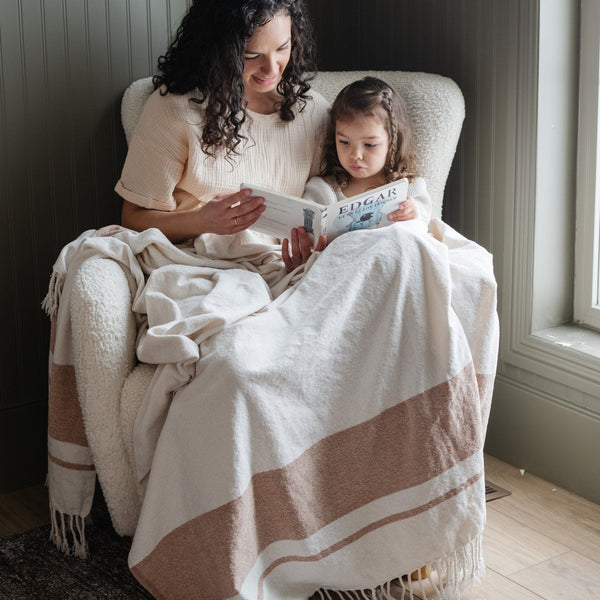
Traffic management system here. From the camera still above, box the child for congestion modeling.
[282,76,431,270]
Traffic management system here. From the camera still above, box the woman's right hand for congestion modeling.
[122,190,265,244]
[194,189,265,235]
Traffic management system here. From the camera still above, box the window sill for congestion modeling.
[499,322,600,418]
[533,322,600,362]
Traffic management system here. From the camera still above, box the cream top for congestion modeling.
[115,89,330,212]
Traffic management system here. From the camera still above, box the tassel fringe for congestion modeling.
[312,535,484,600]
[48,498,89,559]
[41,269,63,318]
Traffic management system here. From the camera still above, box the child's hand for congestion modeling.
[388,196,418,222]
[282,227,327,272]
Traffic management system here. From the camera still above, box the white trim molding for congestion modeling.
[498,0,600,413]
[574,0,600,329]
[488,0,600,504]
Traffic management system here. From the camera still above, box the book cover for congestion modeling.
[241,178,408,243]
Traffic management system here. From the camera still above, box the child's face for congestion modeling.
[335,115,390,184]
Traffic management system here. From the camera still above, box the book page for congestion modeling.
[326,179,409,242]
[241,184,325,240]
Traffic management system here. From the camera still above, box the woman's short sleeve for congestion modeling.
[115,90,192,211]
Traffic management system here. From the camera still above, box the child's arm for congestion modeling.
[387,197,418,222]
[302,176,339,206]
[387,177,432,224]
[282,227,327,272]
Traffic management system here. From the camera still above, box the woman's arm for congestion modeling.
[119,91,270,243]
[121,190,265,244]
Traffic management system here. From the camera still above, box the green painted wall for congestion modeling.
[0,0,189,490]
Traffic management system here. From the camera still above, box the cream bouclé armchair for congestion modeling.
[69,71,465,536]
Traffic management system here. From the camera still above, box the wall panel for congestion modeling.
[0,0,188,490]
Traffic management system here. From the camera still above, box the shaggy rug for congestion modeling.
[0,502,152,600]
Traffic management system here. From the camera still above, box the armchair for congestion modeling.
[69,70,465,535]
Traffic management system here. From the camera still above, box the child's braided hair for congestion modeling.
[321,76,418,187]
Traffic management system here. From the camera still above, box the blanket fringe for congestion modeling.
[41,269,63,318]
[48,498,89,559]
[313,535,484,600]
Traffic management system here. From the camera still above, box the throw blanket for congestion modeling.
[43,226,293,556]
[44,221,498,600]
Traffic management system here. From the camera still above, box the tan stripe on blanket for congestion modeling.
[48,363,88,447]
[48,452,96,472]
[256,471,483,600]
[131,366,489,600]
[50,314,57,354]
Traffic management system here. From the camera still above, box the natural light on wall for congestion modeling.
[575,0,600,331]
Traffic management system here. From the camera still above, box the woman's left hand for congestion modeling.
[388,196,418,222]
[282,227,327,272]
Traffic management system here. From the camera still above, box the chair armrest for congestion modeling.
[70,256,141,534]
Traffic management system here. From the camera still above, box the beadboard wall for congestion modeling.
[0,0,190,490]
[2,0,597,501]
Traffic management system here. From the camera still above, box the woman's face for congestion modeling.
[243,12,292,112]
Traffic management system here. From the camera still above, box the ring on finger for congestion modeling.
[234,217,238,226]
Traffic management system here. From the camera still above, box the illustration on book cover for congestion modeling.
[303,208,316,235]
[330,187,399,236]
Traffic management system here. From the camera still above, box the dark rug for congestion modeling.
[0,503,153,600]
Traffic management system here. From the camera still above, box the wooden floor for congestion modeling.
[1,455,600,599]
[0,480,49,538]
[465,455,600,600]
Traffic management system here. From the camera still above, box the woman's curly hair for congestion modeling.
[153,0,316,157]
[321,77,418,187]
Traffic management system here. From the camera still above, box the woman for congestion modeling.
[115,0,415,268]
[116,1,495,599]
[115,0,330,267]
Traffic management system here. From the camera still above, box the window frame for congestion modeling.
[498,0,600,409]
[574,0,600,330]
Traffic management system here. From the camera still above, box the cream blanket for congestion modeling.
[43,226,293,554]
[45,221,498,599]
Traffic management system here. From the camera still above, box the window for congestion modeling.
[504,0,600,394]
[574,0,600,330]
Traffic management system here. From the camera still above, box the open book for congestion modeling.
[241,178,408,243]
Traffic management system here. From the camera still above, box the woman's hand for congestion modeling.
[196,189,265,235]
[282,227,327,272]
[387,196,418,222]
[121,190,265,244]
